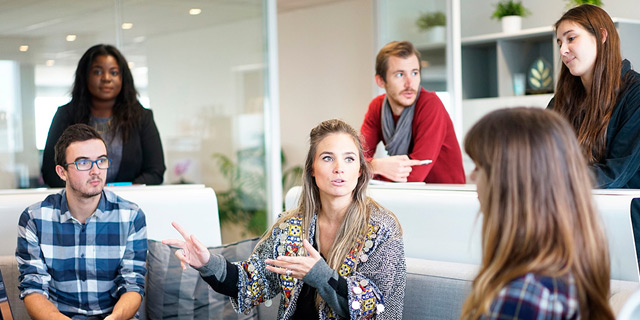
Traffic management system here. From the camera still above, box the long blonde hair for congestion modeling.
[257,118,374,272]
[461,108,613,319]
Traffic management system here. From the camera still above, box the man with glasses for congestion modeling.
[16,124,147,319]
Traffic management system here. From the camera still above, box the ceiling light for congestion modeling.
[66,34,77,42]
[189,8,202,15]
[19,45,29,52]
[46,60,55,67]
[121,23,133,30]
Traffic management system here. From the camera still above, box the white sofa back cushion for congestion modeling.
[0,184,222,256]
[285,185,640,281]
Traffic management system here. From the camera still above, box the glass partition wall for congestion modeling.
[0,0,280,241]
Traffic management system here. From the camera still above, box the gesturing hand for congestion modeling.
[162,221,211,270]
[265,239,322,279]
[371,155,422,182]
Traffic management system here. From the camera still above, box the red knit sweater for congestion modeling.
[360,88,466,183]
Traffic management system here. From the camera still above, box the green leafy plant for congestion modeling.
[213,147,302,236]
[416,11,446,31]
[565,0,603,7]
[213,147,267,236]
[491,0,531,19]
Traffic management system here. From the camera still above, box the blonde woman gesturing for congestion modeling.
[164,119,406,320]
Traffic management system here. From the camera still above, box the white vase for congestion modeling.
[501,15,522,33]
[427,26,445,43]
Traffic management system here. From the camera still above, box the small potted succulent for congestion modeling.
[416,11,446,42]
[491,0,531,33]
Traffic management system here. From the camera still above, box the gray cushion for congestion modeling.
[145,238,260,320]
[403,258,476,320]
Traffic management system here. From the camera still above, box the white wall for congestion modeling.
[278,0,375,170]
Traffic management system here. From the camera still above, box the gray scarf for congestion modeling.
[381,88,421,156]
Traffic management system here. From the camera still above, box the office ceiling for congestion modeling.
[0,0,346,66]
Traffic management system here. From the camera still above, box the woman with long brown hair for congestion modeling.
[461,108,613,319]
[551,4,640,174]
[551,3,640,186]
[164,119,405,319]
[550,3,640,268]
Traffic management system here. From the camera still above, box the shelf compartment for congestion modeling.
[461,43,497,99]
[497,35,555,97]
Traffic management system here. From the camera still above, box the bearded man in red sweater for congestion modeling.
[361,41,465,183]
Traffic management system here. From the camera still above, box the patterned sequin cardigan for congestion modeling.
[230,201,406,319]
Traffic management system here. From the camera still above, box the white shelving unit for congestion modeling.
[459,18,640,174]
[460,18,640,101]
[461,26,557,99]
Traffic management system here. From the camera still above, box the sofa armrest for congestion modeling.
[611,279,640,316]
[0,255,29,320]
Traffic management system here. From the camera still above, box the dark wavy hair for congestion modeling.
[70,44,142,141]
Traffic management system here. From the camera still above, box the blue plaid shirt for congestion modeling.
[16,189,147,318]
[482,273,579,319]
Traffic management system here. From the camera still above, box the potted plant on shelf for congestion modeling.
[416,11,446,43]
[565,0,603,7]
[491,0,531,34]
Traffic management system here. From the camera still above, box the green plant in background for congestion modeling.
[491,0,531,19]
[416,11,446,32]
[213,147,302,236]
[281,152,303,200]
[565,0,603,7]
[213,147,266,236]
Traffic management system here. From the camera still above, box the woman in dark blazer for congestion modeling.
[42,44,165,187]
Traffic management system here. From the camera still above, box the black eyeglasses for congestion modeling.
[64,158,111,171]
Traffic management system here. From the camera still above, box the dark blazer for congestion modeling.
[41,103,166,187]
[548,59,640,188]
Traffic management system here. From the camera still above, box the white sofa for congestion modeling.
[2,184,639,319]
[2,254,637,320]
[404,257,640,319]
[285,184,640,318]
[286,184,640,282]
[0,184,222,319]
